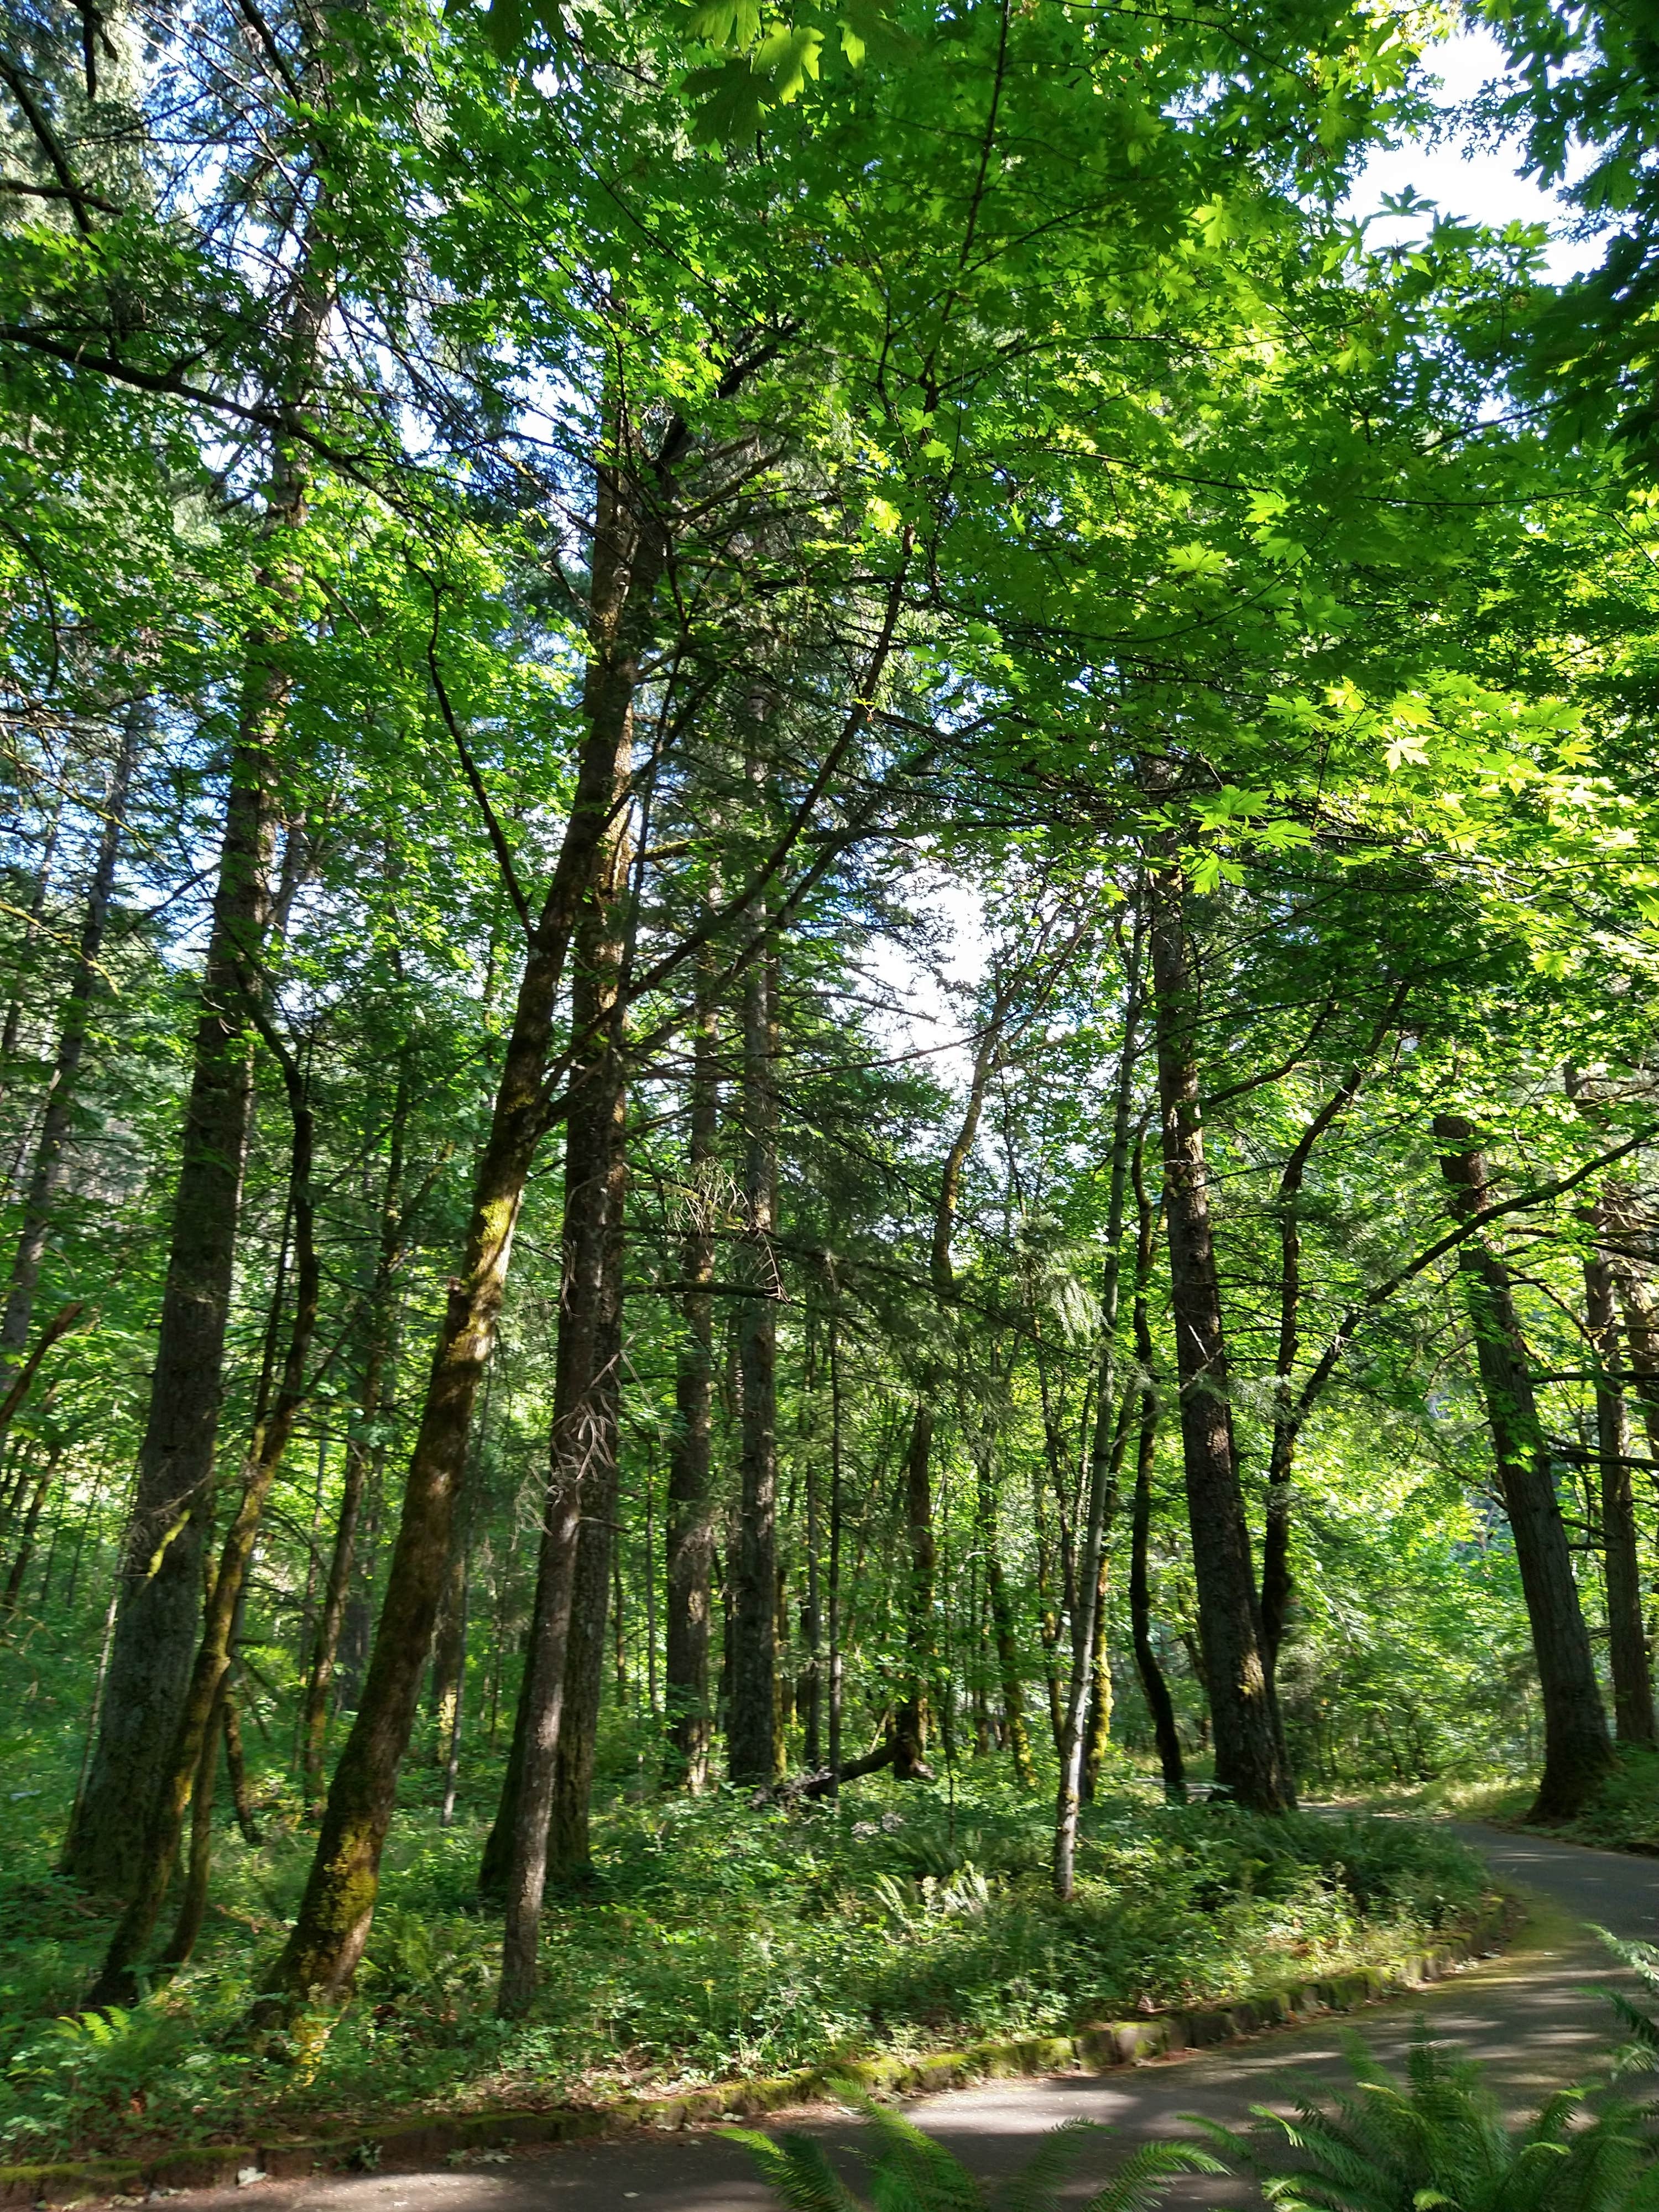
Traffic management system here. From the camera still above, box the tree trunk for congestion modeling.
[1434,1117,1613,1818]
[493,713,633,2013]
[976,1442,1034,1787]
[0,703,140,1386]
[161,1572,254,1969]
[895,984,1015,1782]
[260,416,662,2010]
[303,1066,409,1807]
[62,518,299,1896]
[663,941,719,1790]
[1127,1151,1185,1802]
[156,1674,227,1973]
[1,1444,60,1616]
[827,1307,844,1796]
[1055,913,1148,1892]
[547,1014,630,1880]
[1146,855,1291,1815]
[1129,1379,1186,1802]
[728,913,782,1787]
[223,1691,260,1846]
[430,1520,468,1759]
[440,1538,469,1828]
[1081,1547,1112,1800]
[1604,1181,1659,1460]
[88,1013,319,2004]
[1583,1216,1655,1746]
[891,1404,937,1778]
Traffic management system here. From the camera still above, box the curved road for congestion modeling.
[192,1824,1659,2212]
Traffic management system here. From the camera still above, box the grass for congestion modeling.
[0,1765,1492,2168]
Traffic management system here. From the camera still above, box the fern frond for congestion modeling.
[990,2117,1106,2212]
[856,2099,983,2212]
[721,2127,868,2212]
[1079,2140,1227,2212]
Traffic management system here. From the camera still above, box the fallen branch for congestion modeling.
[783,1737,899,1802]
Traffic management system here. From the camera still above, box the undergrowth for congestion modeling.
[0,1772,1489,2168]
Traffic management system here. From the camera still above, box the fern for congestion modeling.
[1591,1931,1659,2082]
[1191,2028,1659,2212]
[728,2084,1222,2212]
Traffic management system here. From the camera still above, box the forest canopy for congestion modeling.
[1,0,1658,2153]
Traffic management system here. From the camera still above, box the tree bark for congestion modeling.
[1434,1117,1613,1818]
[88,1009,319,2004]
[493,704,633,2013]
[1583,1212,1655,1747]
[161,1572,254,1969]
[728,908,781,1787]
[223,1689,260,1846]
[827,1305,844,1796]
[1055,912,1149,1891]
[663,940,719,1790]
[1146,855,1291,1815]
[891,1402,937,1779]
[1127,1149,1185,1802]
[547,1021,629,1877]
[1080,1546,1112,1800]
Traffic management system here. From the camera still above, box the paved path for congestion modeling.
[201,1824,1659,2212]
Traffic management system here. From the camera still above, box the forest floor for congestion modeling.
[0,1778,1488,2172]
[152,1822,1655,2212]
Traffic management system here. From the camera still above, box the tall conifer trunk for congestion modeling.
[1583,1231,1654,1747]
[88,1015,319,2002]
[65,403,313,1893]
[664,945,719,1787]
[1146,857,1291,1815]
[493,772,631,2010]
[1055,918,1144,1892]
[545,1079,627,1874]
[1434,1118,1613,1818]
[1126,1145,1185,1801]
[728,909,781,1786]
[262,415,662,2008]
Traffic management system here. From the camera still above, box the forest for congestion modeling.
[1,0,1658,2174]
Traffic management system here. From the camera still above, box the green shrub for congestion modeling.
[0,1777,1490,2162]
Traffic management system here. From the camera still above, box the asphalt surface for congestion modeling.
[182,1821,1659,2212]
